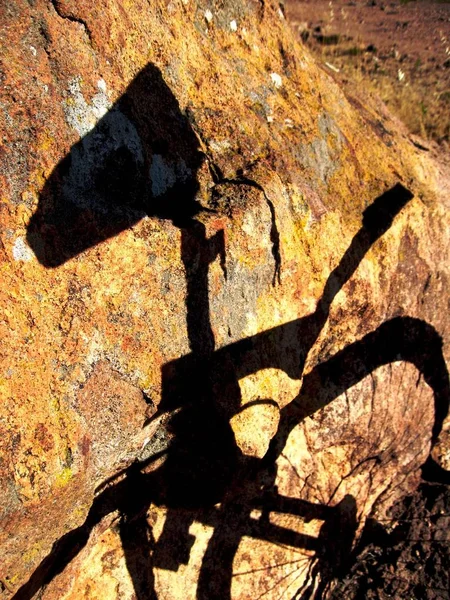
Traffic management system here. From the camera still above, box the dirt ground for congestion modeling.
[285,0,450,147]
[329,482,450,599]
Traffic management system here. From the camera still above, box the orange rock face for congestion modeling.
[0,0,449,598]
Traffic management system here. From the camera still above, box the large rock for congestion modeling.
[0,0,448,597]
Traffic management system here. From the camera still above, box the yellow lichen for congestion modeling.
[54,466,73,488]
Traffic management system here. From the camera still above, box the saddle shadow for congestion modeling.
[26,62,204,267]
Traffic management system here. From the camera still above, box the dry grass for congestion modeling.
[305,37,450,145]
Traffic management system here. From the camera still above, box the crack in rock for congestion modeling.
[50,0,93,45]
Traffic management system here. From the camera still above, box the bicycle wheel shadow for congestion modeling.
[16,61,450,600]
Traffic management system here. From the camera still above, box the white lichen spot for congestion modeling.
[270,72,282,88]
[43,84,49,93]
[242,211,257,236]
[267,115,274,123]
[12,237,33,262]
[91,86,110,120]
[204,9,213,23]
[208,139,232,153]
[97,78,107,93]
[64,76,112,136]
[398,68,405,82]
[230,20,237,32]
[30,45,37,56]
[64,78,94,136]
[82,328,104,366]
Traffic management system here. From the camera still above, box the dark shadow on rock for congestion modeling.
[119,466,158,600]
[26,63,204,267]
[329,482,450,600]
[18,60,450,600]
[296,495,358,600]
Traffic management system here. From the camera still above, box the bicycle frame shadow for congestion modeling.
[154,186,449,600]
[16,60,450,600]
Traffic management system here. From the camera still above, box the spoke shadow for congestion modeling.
[16,61,450,600]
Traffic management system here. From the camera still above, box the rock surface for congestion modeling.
[0,0,449,598]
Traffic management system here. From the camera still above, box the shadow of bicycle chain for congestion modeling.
[12,62,449,600]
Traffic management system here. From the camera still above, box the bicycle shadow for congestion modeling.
[160,186,449,600]
[16,63,450,600]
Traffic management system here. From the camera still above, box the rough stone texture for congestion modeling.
[0,0,449,598]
